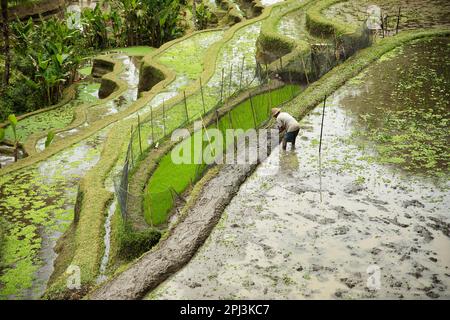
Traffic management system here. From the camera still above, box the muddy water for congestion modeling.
[277,0,315,41]
[323,0,450,31]
[149,39,449,299]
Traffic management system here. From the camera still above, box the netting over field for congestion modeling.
[114,58,301,226]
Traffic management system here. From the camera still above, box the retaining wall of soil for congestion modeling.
[90,137,265,299]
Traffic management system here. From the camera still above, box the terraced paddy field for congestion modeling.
[1,0,449,302]
[148,36,450,300]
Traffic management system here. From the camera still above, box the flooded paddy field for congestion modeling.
[3,81,100,147]
[148,37,450,299]
[0,129,108,299]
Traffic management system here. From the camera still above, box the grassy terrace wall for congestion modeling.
[256,0,370,81]
[256,0,310,63]
[305,0,370,56]
[43,2,288,298]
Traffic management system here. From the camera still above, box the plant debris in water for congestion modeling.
[342,37,450,178]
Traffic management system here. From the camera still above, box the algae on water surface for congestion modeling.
[4,82,100,143]
[341,37,450,178]
[0,130,107,299]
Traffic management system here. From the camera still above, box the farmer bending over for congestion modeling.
[271,108,300,150]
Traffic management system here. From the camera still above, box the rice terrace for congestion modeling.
[0,0,449,304]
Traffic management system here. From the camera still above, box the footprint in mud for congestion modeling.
[333,205,360,222]
[344,182,367,194]
[414,225,434,243]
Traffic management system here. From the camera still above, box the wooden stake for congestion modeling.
[229,64,233,98]
[249,93,257,128]
[288,70,294,99]
[228,111,233,130]
[319,96,327,203]
[220,68,224,103]
[319,95,326,154]
[183,91,189,122]
[396,7,401,35]
[130,125,134,167]
[150,106,155,144]
[162,99,166,136]
[200,78,206,115]
[300,54,310,85]
[137,114,142,154]
[239,56,245,90]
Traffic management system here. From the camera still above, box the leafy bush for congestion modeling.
[196,2,212,30]
[119,226,161,260]
[0,75,43,122]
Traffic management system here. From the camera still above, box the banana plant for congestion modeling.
[45,130,55,149]
[7,114,18,162]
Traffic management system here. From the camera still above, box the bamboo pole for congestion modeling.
[239,56,245,90]
[137,114,142,155]
[162,99,166,136]
[288,69,294,99]
[130,125,134,167]
[216,109,220,130]
[396,7,401,35]
[150,105,155,143]
[301,54,310,85]
[267,78,272,117]
[228,111,233,130]
[249,93,257,128]
[200,78,206,115]
[319,96,327,202]
[228,64,233,98]
[183,91,189,122]
[220,67,224,103]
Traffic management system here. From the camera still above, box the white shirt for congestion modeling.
[276,112,300,132]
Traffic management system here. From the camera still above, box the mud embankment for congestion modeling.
[90,132,278,299]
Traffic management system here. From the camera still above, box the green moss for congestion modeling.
[155,31,224,80]
[343,37,450,177]
[78,67,93,77]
